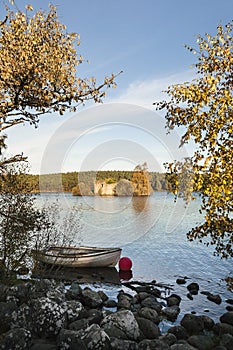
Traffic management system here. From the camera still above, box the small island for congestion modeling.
[72,164,153,197]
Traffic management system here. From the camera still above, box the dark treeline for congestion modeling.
[19,171,169,193]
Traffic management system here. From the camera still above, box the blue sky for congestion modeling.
[2,0,233,173]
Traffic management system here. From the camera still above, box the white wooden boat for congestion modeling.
[33,245,122,268]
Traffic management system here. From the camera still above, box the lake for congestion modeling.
[36,191,232,326]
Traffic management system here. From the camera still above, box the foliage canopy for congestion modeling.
[155,22,233,258]
[0,4,119,167]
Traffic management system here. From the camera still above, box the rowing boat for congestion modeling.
[33,245,122,268]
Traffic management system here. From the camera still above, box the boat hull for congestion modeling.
[33,246,122,268]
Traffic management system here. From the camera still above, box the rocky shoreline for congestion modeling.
[0,277,233,349]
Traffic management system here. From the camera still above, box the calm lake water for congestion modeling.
[36,192,232,326]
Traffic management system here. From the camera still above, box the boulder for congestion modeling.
[69,318,89,331]
[7,283,31,305]
[141,296,162,313]
[82,323,111,349]
[168,325,189,340]
[220,312,233,326]
[0,301,18,334]
[104,299,117,308]
[101,309,140,341]
[98,290,108,302]
[199,315,215,330]
[66,281,83,300]
[110,337,139,349]
[81,287,103,308]
[176,278,186,285]
[166,294,182,306]
[117,293,132,310]
[159,333,177,346]
[31,297,66,337]
[207,293,222,304]
[213,322,233,336]
[163,305,180,322]
[138,339,170,349]
[170,342,199,349]
[63,300,83,323]
[136,307,160,324]
[187,334,216,350]
[187,282,199,295]
[136,316,161,339]
[29,338,57,350]
[219,333,233,350]
[57,328,87,349]
[180,314,205,335]
[0,327,31,350]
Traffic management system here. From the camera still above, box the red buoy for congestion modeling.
[119,257,132,271]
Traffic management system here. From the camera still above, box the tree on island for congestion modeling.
[155,22,233,258]
[0,3,120,169]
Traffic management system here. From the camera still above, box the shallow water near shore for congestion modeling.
[36,191,232,327]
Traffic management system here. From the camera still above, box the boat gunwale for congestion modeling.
[34,247,122,260]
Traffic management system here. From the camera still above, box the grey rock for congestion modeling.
[180,313,205,335]
[69,318,89,331]
[28,338,57,350]
[136,316,161,339]
[138,339,170,349]
[219,333,233,350]
[187,283,199,295]
[7,283,31,305]
[163,305,180,322]
[188,334,216,350]
[159,333,177,346]
[31,297,66,337]
[176,278,186,285]
[226,299,233,305]
[81,287,103,308]
[166,294,182,306]
[87,308,103,325]
[104,299,117,308]
[199,315,215,330]
[110,337,139,349]
[207,294,222,304]
[63,300,83,323]
[141,296,162,313]
[98,290,108,302]
[226,305,233,312]
[57,328,87,349]
[168,325,189,340]
[220,311,233,326]
[101,309,140,341]
[30,279,54,299]
[66,281,83,300]
[0,327,31,350]
[138,292,150,301]
[213,322,233,336]
[0,283,7,302]
[82,323,111,349]
[170,342,198,350]
[137,307,160,324]
[117,294,132,310]
[0,301,17,334]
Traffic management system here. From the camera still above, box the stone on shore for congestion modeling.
[101,309,140,341]
[220,311,233,326]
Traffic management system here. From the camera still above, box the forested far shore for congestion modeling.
[15,171,169,193]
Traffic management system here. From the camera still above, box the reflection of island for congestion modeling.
[132,197,148,212]
[72,163,153,197]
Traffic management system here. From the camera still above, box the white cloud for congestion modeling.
[107,70,195,109]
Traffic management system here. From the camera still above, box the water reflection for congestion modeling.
[132,197,148,213]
